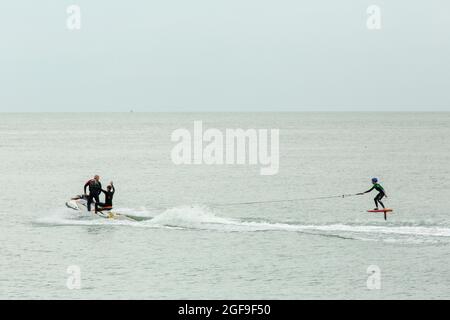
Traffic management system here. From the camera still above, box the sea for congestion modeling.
[0,112,449,299]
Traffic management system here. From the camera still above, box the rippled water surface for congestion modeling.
[1,113,449,299]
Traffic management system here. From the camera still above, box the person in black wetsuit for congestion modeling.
[358,178,387,210]
[95,182,115,213]
[84,175,102,212]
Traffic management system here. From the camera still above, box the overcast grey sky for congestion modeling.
[0,0,449,111]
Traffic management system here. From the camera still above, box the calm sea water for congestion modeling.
[1,113,449,299]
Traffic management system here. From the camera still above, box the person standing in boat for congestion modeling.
[83,175,102,212]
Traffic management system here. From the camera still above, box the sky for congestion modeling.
[0,0,449,112]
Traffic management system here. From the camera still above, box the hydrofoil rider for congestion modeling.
[358,178,387,210]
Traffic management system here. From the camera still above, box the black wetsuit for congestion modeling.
[95,186,115,212]
[84,179,102,211]
[365,183,386,209]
